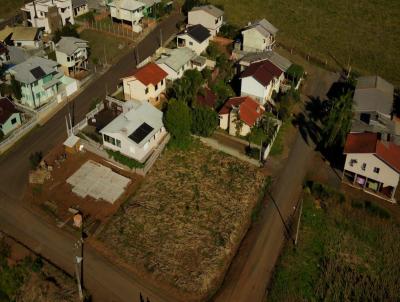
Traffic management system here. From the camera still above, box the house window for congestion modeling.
[189,41,193,46]
[116,139,121,148]
[155,84,158,90]
[11,118,17,125]
[104,134,116,146]
[215,19,218,24]
[349,159,357,166]
[361,163,367,171]
[373,167,380,174]
[161,79,164,85]
[145,87,149,94]
[67,57,71,62]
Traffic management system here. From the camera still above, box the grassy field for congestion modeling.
[80,30,133,65]
[0,0,25,20]
[208,0,400,85]
[267,182,400,301]
[100,142,265,299]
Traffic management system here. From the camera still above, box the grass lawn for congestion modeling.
[267,182,400,301]
[270,119,290,156]
[207,0,400,85]
[80,29,132,65]
[0,0,25,20]
[100,142,265,299]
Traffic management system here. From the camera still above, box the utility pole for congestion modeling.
[73,213,84,301]
[103,44,108,66]
[294,198,303,245]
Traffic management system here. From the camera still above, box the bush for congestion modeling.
[164,99,192,149]
[351,200,391,219]
[219,23,240,40]
[286,64,305,83]
[106,150,145,169]
[191,106,218,137]
[29,151,43,169]
[53,24,80,43]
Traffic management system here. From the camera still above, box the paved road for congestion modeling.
[0,13,184,302]
[213,67,339,302]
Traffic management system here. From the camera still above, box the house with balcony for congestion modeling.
[343,132,400,202]
[56,36,89,76]
[72,0,89,17]
[8,56,78,109]
[0,97,22,136]
[22,0,75,34]
[351,76,400,144]
[242,19,278,52]
[100,100,167,163]
[219,96,264,137]
[240,60,284,106]
[176,24,211,55]
[156,47,207,81]
[107,0,145,32]
[188,5,224,37]
[122,63,167,105]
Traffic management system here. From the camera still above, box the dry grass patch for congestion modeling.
[100,142,265,297]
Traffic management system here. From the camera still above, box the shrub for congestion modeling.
[106,150,145,169]
[191,106,218,137]
[164,99,192,149]
[29,151,43,169]
[53,24,80,43]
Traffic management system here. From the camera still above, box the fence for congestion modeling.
[70,102,105,135]
[262,119,282,160]
[82,20,139,41]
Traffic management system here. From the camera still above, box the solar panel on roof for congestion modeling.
[30,66,46,80]
[128,122,154,144]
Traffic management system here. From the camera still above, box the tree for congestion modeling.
[164,99,192,148]
[191,106,218,137]
[53,24,80,43]
[10,76,21,100]
[212,79,234,109]
[169,69,204,106]
[321,92,353,149]
[219,23,240,40]
[182,0,205,15]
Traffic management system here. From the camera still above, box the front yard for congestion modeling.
[99,141,266,299]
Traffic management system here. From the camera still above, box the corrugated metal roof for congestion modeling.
[9,56,59,84]
[244,19,278,37]
[191,5,224,18]
[156,47,197,72]
[56,36,88,56]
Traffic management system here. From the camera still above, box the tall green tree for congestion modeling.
[169,69,204,106]
[191,106,218,137]
[321,92,353,148]
[53,24,80,43]
[164,99,192,148]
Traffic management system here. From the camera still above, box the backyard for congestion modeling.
[206,0,400,85]
[99,141,266,300]
[267,182,400,301]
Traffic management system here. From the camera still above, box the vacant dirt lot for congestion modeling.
[100,142,265,299]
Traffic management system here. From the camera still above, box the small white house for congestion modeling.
[22,0,75,34]
[240,60,284,105]
[100,100,167,163]
[176,24,211,55]
[56,36,89,76]
[0,97,22,136]
[122,63,168,105]
[107,0,145,32]
[72,0,89,17]
[242,19,278,52]
[188,5,224,37]
[0,26,44,49]
[343,132,400,202]
[219,96,264,137]
[156,47,206,81]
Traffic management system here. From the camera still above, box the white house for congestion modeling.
[100,100,167,163]
[343,132,400,202]
[107,0,145,32]
[156,47,206,81]
[22,0,75,34]
[56,36,89,76]
[240,60,284,105]
[72,0,89,17]
[242,19,278,52]
[122,63,167,105]
[188,5,224,37]
[0,97,22,136]
[176,24,211,55]
[219,96,264,137]
[0,26,44,49]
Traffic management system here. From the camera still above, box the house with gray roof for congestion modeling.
[188,5,224,36]
[8,56,78,109]
[351,76,400,143]
[242,19,278,52]
[55,36,89,76]
[156,47,207,80]
[238,51,292,73]
[100,100,167,162]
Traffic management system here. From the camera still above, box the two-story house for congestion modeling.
[122,63,167,105]
[0,97,22,136]
[72,0,89,17]
[343,132,400,202]
[56,36,89,76]
[242,19,278,52]
[0,26,44,48]
[219,96,264,137]
[8,56,78,109]
[240,60,284,106]
[156,47,206,81]
[107,0,145,32]
[22,0,75,34]
[188,5,224,37]
[176,24,211,55]
[351,76,400,144]
[100,100,167,163]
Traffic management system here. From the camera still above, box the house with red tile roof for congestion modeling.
[0,97,22,136]
[343,132,400,202]
[219,96,264,137]
[122,63,168,105]
[240,60,284,106]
